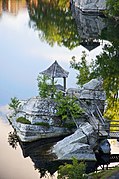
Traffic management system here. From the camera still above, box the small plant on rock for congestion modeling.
[16,117,31,124]
[33,122,50,128]
[9,97,21,116]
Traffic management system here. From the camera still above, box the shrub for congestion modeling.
[16,117,31,124]
[55,92,83,126]
[9,97,21,115]
[63,122,76,129]
[58,157,87,179]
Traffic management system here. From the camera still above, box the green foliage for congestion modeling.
[16,117,31,124]
[58,158,87,179]
[104,98,119,121]
[70,46,119,121]
[55,92,83,123]
[70,52,92,86]
[92,44,119,99]
[100,17,119,47]
[106,0,119,16]
[33,122,50,128]
[9,97,21,115]
[37,74,56,98]
[90,165,119,179]
[63,122,76,129]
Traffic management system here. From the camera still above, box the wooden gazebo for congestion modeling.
[40,60,69,92]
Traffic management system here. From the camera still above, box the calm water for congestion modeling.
[0,117,59,179]
[0,0,106,106]
[0,0,119,178]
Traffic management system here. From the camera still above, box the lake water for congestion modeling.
[0,0,119,178]
[0,0,108,106]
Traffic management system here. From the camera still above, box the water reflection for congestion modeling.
[71,4,106,51]
[8,131,19,149]
[0,0,26,16]
[27,0,80,50]
[8,130,63,178]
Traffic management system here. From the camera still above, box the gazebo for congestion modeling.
[40,60,69,92]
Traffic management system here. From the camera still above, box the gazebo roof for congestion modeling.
[40,60,69,78]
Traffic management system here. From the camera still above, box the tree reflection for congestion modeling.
[101,19,119,47]
[27,0,80,49]
[8,131,19,149]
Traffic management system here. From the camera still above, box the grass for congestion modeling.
[33,122,50,128]
[16,117,31,124]
[90,166,119,178]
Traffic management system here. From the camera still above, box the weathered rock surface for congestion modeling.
[74,0,106,12]
[11,117,73,142]
[6,78,106,144]
[76,79,106,100]
[68,78,106,114]
[52,122,97,161]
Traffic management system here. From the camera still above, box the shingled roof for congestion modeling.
[40,60,69,78]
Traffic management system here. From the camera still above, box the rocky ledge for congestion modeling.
[7,78,106,143]
[1,78,111,164]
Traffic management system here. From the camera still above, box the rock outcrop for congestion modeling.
[68,78,106,114]
[52,122,97,161]
[10,97,74,142]
[7,78,107,143]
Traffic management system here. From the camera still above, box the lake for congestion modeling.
[0,0,119,178]
[0,0,109,106]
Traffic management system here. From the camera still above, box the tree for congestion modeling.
[37,74,56,98]
[58,158,87,179]
[92,44,119,99]
[70,51,92,86]
[104,97,119,120]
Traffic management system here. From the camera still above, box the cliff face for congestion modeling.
[74,0,106,12]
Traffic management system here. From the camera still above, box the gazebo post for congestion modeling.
[63,77,66,93]
[51,77,54,98]
[52,77,54,84]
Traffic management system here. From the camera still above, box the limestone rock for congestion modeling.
[52,122,96,161]
[12,119,72,142]
[75,0,106,12]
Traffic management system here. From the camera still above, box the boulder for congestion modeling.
[52,122,97,161]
